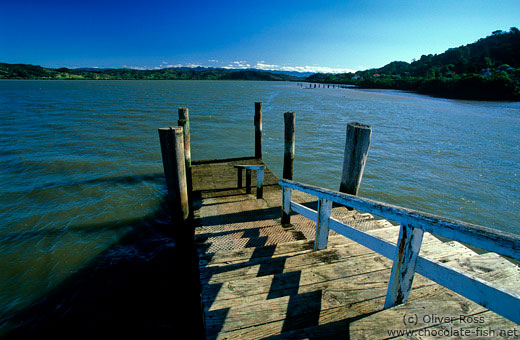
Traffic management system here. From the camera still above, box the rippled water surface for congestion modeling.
[1,80,519,324]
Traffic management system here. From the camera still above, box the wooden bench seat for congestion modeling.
[234,165,266,198]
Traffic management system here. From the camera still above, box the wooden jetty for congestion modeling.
[159,103,520,339]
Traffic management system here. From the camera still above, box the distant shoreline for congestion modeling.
[0,63,304,82]
[305,78,520,102]
[1,60,518,101]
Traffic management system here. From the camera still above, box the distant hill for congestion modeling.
[306,28,520,100]
[0,63,305,81]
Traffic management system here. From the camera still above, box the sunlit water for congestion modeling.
[0,80,519,325]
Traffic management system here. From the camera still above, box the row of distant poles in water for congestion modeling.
[295,83,353,89]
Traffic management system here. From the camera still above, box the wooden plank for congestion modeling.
[419,240,477,263]
[365,225,401,242]
[198,227,447,268]
[385,224,424,308]
[314,198,332,250]
[279,179,520,261]
[351,290,519,340]
[345,263,519,340]
[207,274,447,339]
[201,236,484,309]
[415,254,520,324]
[203,253,392,311]
[198,235,357,267]
[208,259,519,339]
[201,243,382,285]
[197,231,311,254]
[417,310,520,340]
[453,252,520,280]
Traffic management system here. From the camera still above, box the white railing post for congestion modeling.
[384,223,424,308]
[278,179,520,323]
[281,186,292,225]
[256,168,264,199]
[315,198,333,250]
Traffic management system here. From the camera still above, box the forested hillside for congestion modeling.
[307,28,520,100]
[0,64,301,82]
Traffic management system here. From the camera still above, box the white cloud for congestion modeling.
[254,62,355,74]
[223,60,251,69]
[120,60,355,74]
[123,65,147,70]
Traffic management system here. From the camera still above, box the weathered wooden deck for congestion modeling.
[192,158,519,339]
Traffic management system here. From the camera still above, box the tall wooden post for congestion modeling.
[254,102,262,159]
[339,122,371,196]
[178,107,192,213]
[283,112,295,180]
[158,127,189,223]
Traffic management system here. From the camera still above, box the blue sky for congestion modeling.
[1,0,519,73]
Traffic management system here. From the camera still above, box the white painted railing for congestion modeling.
[279,179,520,324]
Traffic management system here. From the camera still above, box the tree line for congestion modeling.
[0,64,300,82]
[307,28,520,100]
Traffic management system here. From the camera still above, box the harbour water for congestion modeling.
[0,80,519,329]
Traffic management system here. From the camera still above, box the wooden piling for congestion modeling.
[158,127,189,222]
[339,122,372,196]
[283,112,295,180]
[254,102,262,159]
[178,107,193,212]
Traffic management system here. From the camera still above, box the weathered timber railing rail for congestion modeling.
[279,178,520,324]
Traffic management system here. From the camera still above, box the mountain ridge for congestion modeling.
[0,64,308,81]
